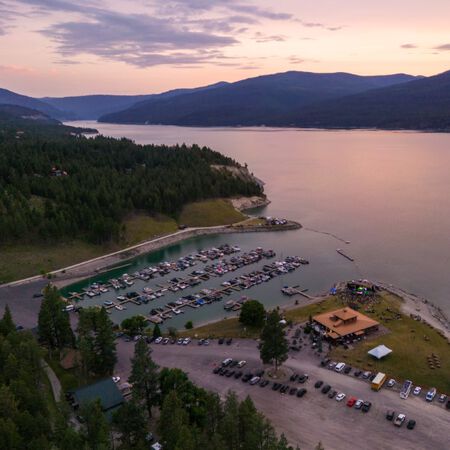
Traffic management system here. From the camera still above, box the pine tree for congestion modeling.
[153,324,162,338]
[80,400,110,450]
[159,391,188,450]
[0,305,15,336]
[112,399,147,449]
[260,310,289,372]
[129,338,159,418]
[38,285,74,356]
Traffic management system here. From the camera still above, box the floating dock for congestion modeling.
[336,248,354,262]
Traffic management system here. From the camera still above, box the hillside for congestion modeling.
[0,104,97,135]
[42,82,228,119]
[285,70,450,130]
[0,88,67,119]
[98,71,418,126]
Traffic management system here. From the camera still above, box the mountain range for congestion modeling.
[1,70,449,130]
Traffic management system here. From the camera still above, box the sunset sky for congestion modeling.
[1,0,449,97]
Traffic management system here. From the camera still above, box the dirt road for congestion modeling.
[115,338,450,450]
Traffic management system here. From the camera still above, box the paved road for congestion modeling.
[115,338,450,450]
[0,279,47,328]
[41,359,62,402]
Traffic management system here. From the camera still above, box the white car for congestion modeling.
[249,376,261,385]
[237,360,247,368]
[112,376,121,383]
[387,378,396,387]
[183,337,191,345]
[355,399,364,409]
[154,337,163,344]
[336,393,346,402]
[413,386,422,396]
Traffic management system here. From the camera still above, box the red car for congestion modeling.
[347,397,357,407]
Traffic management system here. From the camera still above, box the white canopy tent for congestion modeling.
[368,344,392,360]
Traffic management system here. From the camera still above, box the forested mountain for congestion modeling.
[0,116,262,245]
[0,88,67,119]
[283,70,450,130]
[98,71,419,126]
[0,104,97,135]
[42,82,228,119]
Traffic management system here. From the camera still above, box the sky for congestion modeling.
[0,0,449,97]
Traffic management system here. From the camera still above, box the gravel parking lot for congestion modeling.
[115,337,450,450]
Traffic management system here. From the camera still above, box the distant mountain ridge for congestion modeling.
[3,70,450,130]
[99,71,420,126]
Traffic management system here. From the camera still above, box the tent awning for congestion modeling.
[368,344,392,360]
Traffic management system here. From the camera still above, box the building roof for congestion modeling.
[72,378,124,412]
[313,307,379,339]
[368,344,392,360]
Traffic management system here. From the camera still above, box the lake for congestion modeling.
[66,122,450,327]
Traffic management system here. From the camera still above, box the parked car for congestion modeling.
[280,385,289,394]
[321,384,331,394]
[255,369,265,377]
[242,373,253,383]
[218,338,224,345]
[336,393,346,402]
[220,369,228,376]
[355,399,364,409]
[426,388,437,402]
[297,388,307,398]
[154,337,163,344]
[328,362,336,370]
[298,374,308,384]
[347,397,357,407]
[344,366,352,374]
[203,339,210,346]
[387,378,396,387]
[183,337,191,345]
[290,373,298,382]
[272,383,281,391]
[413,386,422,396]
[230,360,238,368]
[362,401,372,412]
[249,376,260,385]
[213,366,221,374]
[222,358,233,367]
[226,338,233,345]
[328,390,337,399]
[226,370,235,378]
[176,338,183,345]
[394,413,406,427]
[162,337,169,345]
[362,371,371,379]
[386,410,395,421]
[314,380,323,389]
[438,394,447,403]
[289,387,298,395]
[237,360,247,368]
[446,399,450,409]
[407,419,416,430]
[234,371,242,379]
[335,362,346,372]
[260,379,269,387]
[353,370,362,377]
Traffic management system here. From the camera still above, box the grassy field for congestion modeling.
[0,241,111,283]
[0,199,246,283]
[123,213,178,245]
[178,199,246,227]
[328,293,450,393]
[180,316,261,339]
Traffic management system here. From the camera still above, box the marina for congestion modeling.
[62,244,311,327]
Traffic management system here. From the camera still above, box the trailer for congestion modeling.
[371,372,387,391]
[400,380,413,399]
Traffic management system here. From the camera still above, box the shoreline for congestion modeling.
[184,279,450,341]
[2,220,301,290]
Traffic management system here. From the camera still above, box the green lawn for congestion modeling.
[178,199,246,227]
[180,316,261,339]
[329,293,450,393]
[123,213,178,245]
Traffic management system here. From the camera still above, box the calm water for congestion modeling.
[66,122,450,327]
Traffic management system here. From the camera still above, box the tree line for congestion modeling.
[0,127,262,244]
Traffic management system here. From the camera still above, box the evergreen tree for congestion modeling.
[129,338,159,418]
[80,400,110,450]
[77,307,117,376]
[152,324,162,338]
[239,300,266,328]
[220,391,240,450]
[0,305,15,336]
[112,400,147,449]
[37,285,74,355]
[260,310,289,372]
[159,391,188,450]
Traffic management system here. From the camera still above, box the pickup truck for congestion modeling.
[394,413,406,427]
